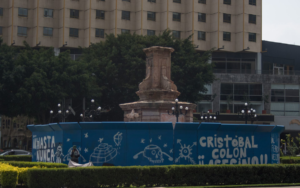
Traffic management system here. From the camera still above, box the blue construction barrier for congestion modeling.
[27,122,284,166]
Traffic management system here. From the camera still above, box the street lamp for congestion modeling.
[80,99,102,122]
[50,103,71,122]
[200,111,217,122]
[239,102,257,124]
[168,99,188,122]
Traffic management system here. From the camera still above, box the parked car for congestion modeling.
[0,149,31,156]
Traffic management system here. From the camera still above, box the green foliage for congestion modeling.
[26,164,300,188]
[2,161,67,168]
[0,155,32,162]
[1,170,17,188]
[285,134,299,156]
[280,156,300,164]
[0,39,99,124]
[80,30,215,121]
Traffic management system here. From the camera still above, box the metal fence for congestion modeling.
[213,69,300,76]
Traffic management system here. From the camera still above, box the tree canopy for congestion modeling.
[0,39,99,124]
[0,30,214,123]
[80,30,215,121]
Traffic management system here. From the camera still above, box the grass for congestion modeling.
[124,183,300,188]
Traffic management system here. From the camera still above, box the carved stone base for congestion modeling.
[119,100,196,127]
[136,90,180,101]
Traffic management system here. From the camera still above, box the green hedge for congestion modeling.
[0,155,32,162]
[2,161,68,168]
[27,164,300,188]
[280,157,300,164]
[1,170,18,188]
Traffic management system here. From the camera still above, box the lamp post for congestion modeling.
[200,111,217,122]
[80,99,102,122]
[168,99,188,122]
[50,103,71,122]
[239,102,257,124]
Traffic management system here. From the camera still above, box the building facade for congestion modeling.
[1,115,34,150]
[197,41,300,135]
[0,0,262,53]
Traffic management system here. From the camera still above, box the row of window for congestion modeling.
[4,7,257,25]
[16,26,106,38]
[148,0,256,6]
[10,26,256,42]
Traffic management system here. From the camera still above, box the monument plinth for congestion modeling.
[120,46,196,124]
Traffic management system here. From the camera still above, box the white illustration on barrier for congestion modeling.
[175,139,197,164]
[63,147,87,162]
[170,149,173,153]
[114,132,123,147]
[67,138,70,142]
[133,144,173,164]
[141,139,145,144]
[163,144,167,147]
[158,135,161,140]
[84,133,89,138]
[150,138,152,143]
[84,148,88,153]
[198,155,205,165]
[55,144,64,163]
[89,132,122,164]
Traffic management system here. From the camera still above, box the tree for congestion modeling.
[0,40,99,124]
[80,30,215,121]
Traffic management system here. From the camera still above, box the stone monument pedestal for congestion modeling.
[119,46,196,124]
[120,101,196,125]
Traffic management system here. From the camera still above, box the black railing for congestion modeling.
[213,69,300,75]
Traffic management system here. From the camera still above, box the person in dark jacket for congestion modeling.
[71,145,80,163]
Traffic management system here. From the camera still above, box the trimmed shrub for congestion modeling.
[26,164,300,188]
[2,161,67,168]
[1,170,17,188]
[0,155,32,162]
[280,157,300,164]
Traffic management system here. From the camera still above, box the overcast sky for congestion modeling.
[263,0,300,45]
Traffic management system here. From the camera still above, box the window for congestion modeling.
[43,27,53,36]
[122,11,130,20]
[220,83,262,113]
[173,12,181,21]
[271,85,300,116]
[44,8,53,17]
[224,0,231,5]
[249,0,256,5]
[69,28,79,37]
[121,29,130,34]
[0,27,2,35]
[17,26,27,36]
[122,0,130,1]
[198,0,206,4]
[95,29,104,38]
[223,32,231,41]
[96,10,105,19]
[70,9,79,18]
[147,12,156,21]
[0,8,3,16]
[198,31,206,40]
[148,0,156,2]
[173,0,181,3]
[249,33,256,42]
[249,14,256,24]
[172,30,180,39]
[198,13,206,22]
[18,8,28,17]
[147,30,155,36]
[223,13,231,23]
